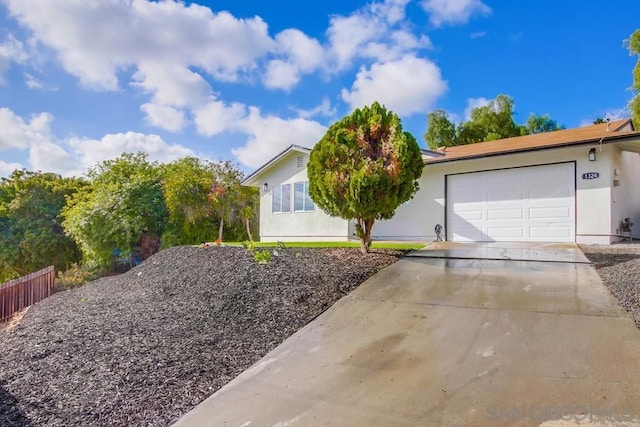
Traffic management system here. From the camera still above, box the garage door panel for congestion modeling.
[487,208,524,220]
[486,190,525,202]
[455,210,483,221]
[529,227,572,239]
[486,227,525,239]
[529,207,571,220]
[447,163,575,242]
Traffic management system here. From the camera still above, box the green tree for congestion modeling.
[307,102,423,253]
[424,109,456,150]
[593,117,606,124]
[62,152,167,270]
[625,29,640,124]
[161,157,217,246]
[208,160,245,243]
[237,185,259,241]
[424,95,563,148]
[525,113,565,134]
[0,170,85,281]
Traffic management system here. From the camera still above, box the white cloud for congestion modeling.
[131,63,212,108]
[24,73,43,90]
[0,108,53,150]
[0,34,28,83]
[292,98,336,119]
[263,59,301,90]
[232,107,326,168]
[464,97,491,120]
[263,29,325,90]
[421,0,491,27]
[275,29,325,72]
[0,107,195,177]
[341,55,447,116]
[29,141,77,175]
[0,160,24,177]
[193,100,247,137]
[326,0,431,70]
[140,103,186,132]
[5,0,275,90]
[67,132,195,173]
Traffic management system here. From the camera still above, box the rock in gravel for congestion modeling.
[0,246,405,427]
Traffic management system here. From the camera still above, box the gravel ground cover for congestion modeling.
[580,243,640,328]
[0,246,405,426]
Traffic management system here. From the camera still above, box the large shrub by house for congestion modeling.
[307,102,423,253]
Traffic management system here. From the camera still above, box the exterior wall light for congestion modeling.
[588,148,596,161]
[263,182,268,192]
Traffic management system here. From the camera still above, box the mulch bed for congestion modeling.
[0,246,405,426]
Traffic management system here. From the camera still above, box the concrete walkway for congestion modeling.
[175,242,640,427]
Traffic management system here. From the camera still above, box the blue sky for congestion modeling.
[0,0,638,178]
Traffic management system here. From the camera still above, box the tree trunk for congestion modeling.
[217,217,224,242]
[356,218,374,254]
[245,217,253,242]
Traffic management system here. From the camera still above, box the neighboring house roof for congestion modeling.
[242,144,311,186]
[425,119,640,164]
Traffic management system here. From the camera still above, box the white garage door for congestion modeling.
[447,163,575,242]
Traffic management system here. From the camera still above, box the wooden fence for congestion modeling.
[0,266,55,322]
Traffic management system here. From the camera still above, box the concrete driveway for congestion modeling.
[175,242,640,427]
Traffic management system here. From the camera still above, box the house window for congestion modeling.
[294,181,315,212]
[297,155,304,168]
[272,183,291,213]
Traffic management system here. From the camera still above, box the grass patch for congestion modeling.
[222,241,426,250]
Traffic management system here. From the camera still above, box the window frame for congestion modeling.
[293,181,315,212]
[272,183,291,213]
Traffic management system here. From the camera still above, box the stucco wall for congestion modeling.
[257,151,349,242]
[375,144,624,244]
[611,148,640,240]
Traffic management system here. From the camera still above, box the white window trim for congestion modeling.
[293,181,315,213]
[272,183,291,214]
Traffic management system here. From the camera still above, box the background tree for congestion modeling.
[0,170,85,281]
[161,157,217,246]
[525,113,565,134]
[625,29,640,124]
[308,102,423,253]
[207,160,244,243]
[424,94,563,149]
[236,186,259,241]
[62,152,167,270]
[424,109,456,150]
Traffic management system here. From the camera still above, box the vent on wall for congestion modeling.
[297,155,304,168]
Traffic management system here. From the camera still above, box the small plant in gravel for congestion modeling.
[241,240,256,252]
[253,249,272,264]
[55,263,95,291]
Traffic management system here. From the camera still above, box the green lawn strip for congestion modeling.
[221,241,426,250]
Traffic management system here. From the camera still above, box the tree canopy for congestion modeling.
[0,170,85,281]
[62,152,168,269]
[424,95,564,150]
[308,102,423,253]
[625,29,640,124]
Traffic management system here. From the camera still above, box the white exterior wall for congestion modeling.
[375,144,623,244]
[257,152,349,242]
[611,149,640,240]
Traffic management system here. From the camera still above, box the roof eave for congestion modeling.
[423,132,640,165]
[241,144,312,186]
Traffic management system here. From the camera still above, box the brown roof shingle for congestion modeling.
[425,119,640,164]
